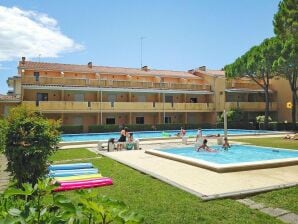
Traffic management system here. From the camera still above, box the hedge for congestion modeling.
[60,125,83,134]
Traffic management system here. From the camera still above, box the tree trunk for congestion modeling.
[264,86,270,130]
[289,72,297,130]
[291,91,297,130]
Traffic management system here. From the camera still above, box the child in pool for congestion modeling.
[196,139,216,152]
[222,137,231,150]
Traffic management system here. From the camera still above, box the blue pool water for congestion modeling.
[61,129,276,142]
[161,145,298,164]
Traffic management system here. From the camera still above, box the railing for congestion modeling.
[225,102,277,111]
[226,81,273,90]
[22,101,215,112]
[21,76,208,91]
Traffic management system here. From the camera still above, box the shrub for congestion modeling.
[88,125,119,133]
[5,105,60,186]
[0,178,144,223]
[60,125,83,134]
[0,119,8,154]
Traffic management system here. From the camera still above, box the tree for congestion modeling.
[274,0,298,130]
[0,119,8,154]
[4,105,61,186]
[225,37,281,129]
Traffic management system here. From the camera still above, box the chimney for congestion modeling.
[198,66,206,71]
[141,65,149,71]
[21,57,26,64]
[88,62,92,68]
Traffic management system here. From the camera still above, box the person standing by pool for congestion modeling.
[222,137,231,151]
[180,127,186,137]
[196,139,216,152]
[195,128,203,142]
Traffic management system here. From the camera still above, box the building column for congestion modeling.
[100,91,103,125]
[129,112,132,124]
[158,112,161,124]
[97,113,100,125]
[61,113,64,125]
[184,112,188,124]
[61,90,64,101]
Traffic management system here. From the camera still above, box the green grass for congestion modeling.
[51,148,282,224]
[232,137,298,213]
[49,148,98,161]
[231,137,298,150]
[252,186,298,214]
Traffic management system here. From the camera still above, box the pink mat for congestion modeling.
[54,178,113,192]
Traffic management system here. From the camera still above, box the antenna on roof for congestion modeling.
[140,37,146,68]
[38,54,41,63]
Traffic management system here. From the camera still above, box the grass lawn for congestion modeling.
[231,137,298,150]
[51,148,282,224]
[232,137,298,214]
[49,148,98,161]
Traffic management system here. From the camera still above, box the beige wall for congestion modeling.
[271,77,294,122]
[0,102,19,118]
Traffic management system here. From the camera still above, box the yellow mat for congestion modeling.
[54,173,102,182]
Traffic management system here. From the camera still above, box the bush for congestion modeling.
[88,125,119,133]
[126,124,153,131]
[5,105,60,186]
[0,119,8,154]
[0,178,144,223]
[60,125,83,134]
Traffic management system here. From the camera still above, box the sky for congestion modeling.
[0,0,280,94]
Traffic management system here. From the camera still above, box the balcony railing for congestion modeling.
[225,102,277,111]
[226,81,272,90]
[21,76,207,91]
[22,101,215,112]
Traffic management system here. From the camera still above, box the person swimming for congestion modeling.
[196,139,216,152]
[222,137,231,151]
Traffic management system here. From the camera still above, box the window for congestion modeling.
[165,95,173,103]
[34,72,40,81]
[74,93,84,102]
[136,117,144,124]
[190,97,197,103]
[36,93,48,101]
[165,116,171,124]
[73,116,83,126]
[106,118,115,125]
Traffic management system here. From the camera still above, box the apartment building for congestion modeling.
[1,57,291,132]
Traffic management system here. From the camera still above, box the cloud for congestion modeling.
[0,6,84,61]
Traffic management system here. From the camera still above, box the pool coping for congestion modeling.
[59,132,288,146]
[145,148,298,173]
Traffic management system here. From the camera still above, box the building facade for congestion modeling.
[0,57,294,132]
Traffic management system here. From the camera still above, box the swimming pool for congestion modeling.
[146,145,298,172]
[61,129,277,142]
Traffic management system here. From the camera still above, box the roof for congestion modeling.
[19,61,201,79]
[195,69,225,77]
[0,94,21,102]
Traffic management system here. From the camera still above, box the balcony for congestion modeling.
[21,76,208,91]
[226,81,273,90]
[22,101,215,113]
[225,102,277,111]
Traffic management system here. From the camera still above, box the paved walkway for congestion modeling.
[97,141,298,200]
[238,198,298,224]
[0,154,9,193]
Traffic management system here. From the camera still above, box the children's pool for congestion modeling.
[145,145,298,172]
[160,145,298,164]
[61,129,277,142]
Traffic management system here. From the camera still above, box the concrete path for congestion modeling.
[238,198,298,224]
[0,154,9,193]
[97,142,298,200]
